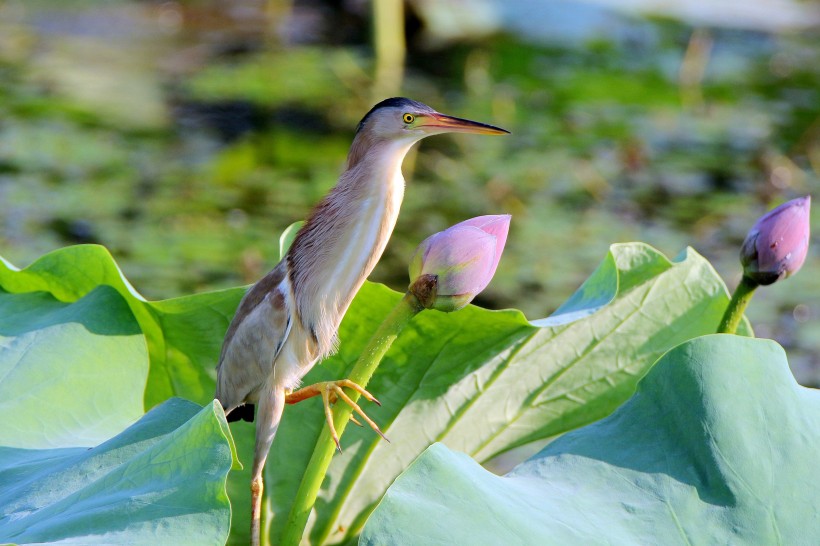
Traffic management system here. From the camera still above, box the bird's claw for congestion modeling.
[329,383,388,452]
[286,379,388,452]
[297,379,390,453]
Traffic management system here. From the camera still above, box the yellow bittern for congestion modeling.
[214,97,508,544]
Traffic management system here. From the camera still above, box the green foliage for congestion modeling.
[263,243,749,545]
[185,49,366,109]
[361,335,820,545]
[0,245,246,408]
[0,286,146,449]
[0,400,236,545]
[0,260,237,544]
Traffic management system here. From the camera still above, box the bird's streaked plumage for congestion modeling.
[213,97,508,545]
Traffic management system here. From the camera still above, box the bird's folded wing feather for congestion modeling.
[215,261,291,409]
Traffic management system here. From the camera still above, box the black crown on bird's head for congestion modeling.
[356,97,436,134]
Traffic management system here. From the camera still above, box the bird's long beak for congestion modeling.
[422,113,510,135]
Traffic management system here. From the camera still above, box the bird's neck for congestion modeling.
[286,137,416,358]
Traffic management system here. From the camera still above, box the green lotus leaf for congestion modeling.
[0,267,236,545]
[361,335,819,545]
[0,399,235,545]
[0,245,245,409]
[0,286,146,449]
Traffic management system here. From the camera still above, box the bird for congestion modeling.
[214,97,508,544]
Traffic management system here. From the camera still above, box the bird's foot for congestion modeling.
[285,379,388,452]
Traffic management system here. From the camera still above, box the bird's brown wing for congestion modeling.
[215,260,291,419]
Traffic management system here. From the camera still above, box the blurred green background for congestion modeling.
[0,0,817,385]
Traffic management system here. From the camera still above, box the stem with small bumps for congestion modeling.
[717,275,758,334]
[280,291,423,546]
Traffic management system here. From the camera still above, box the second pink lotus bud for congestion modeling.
[740,196,811,286]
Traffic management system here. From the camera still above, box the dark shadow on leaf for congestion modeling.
[0,285,141,337]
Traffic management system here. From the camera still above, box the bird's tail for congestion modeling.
[225,403,255,423]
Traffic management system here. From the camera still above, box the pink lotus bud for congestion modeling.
[408,215,510,311]
[740,196,811,286]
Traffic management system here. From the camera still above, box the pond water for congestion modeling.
[0,0,817,385]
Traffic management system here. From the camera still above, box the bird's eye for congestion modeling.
[402,113,415,124]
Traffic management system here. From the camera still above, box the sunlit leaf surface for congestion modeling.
[0,286,146,449]
[362,335,819,545]
[0,399,235,545]
[0,245,246,408]
[0,251,237,545]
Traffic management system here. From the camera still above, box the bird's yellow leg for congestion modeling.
[285,380,388,452]
[250,476,263,546]
[249,388,285,546]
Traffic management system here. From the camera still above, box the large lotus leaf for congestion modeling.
[0,285,146,449]
[0,242,282,546]
[0,245,246,408]
[361,335,820,545]
[0,276,236,544]
[0,399,236,545]
[264,244,751,545]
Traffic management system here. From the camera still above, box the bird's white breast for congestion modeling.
[332,168,404,299]
[296,139,411,359]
